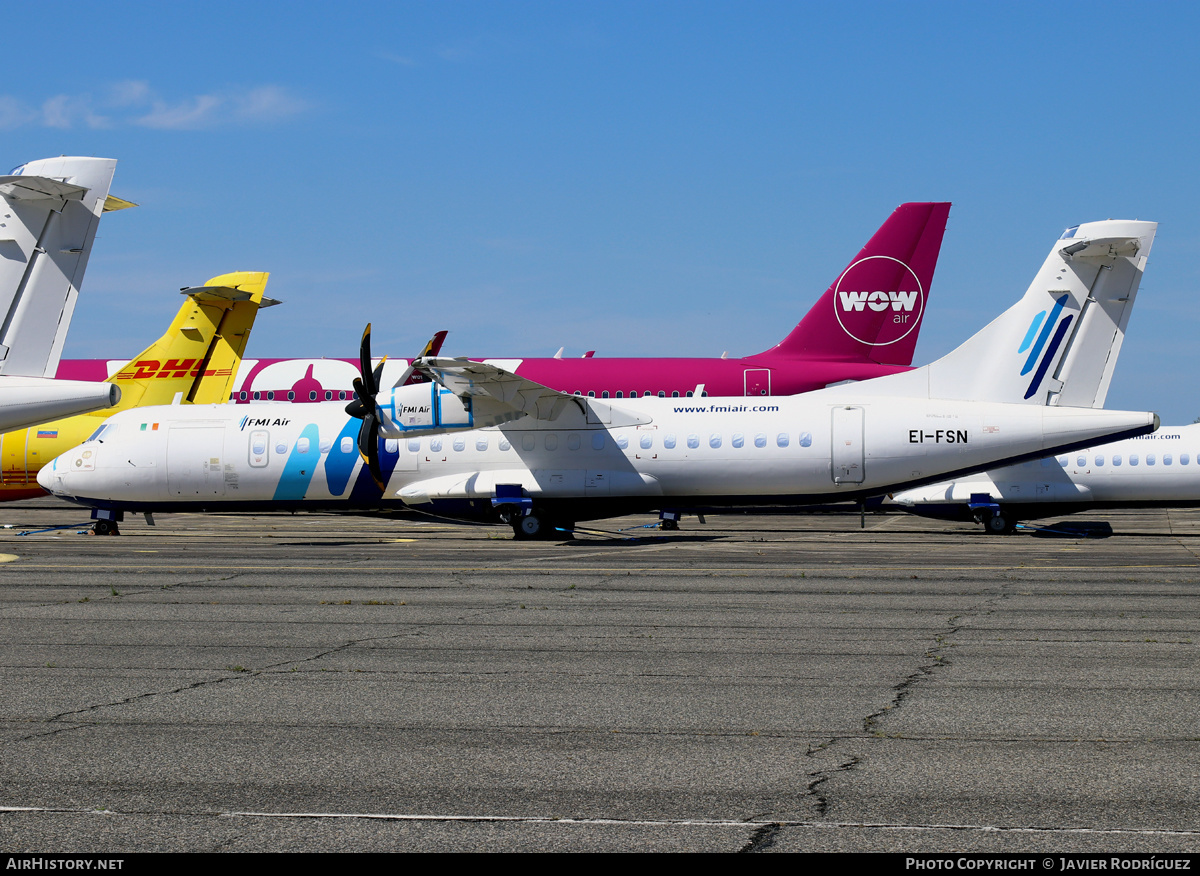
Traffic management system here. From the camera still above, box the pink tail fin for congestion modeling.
[757,202,950,366]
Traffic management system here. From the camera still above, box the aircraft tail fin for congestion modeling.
[0,157,136,379]
[848,220,1156,406]
[756,202,951,366]
[108,271,276,408]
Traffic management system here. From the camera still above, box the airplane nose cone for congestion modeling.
[37,457,62,494]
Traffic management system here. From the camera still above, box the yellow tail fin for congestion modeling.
[108,271,274,408]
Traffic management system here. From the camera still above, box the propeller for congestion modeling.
[345,324,388,489]
[345,325,450,490]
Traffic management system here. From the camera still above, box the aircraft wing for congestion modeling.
[417,357,584,421]
[413,357,651,426]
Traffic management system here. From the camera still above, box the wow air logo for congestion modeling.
[1019,294,1073,400]
[833,256,924,346]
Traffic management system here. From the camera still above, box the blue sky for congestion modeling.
[5,2,1199,421]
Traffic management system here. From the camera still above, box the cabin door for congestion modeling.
[167,425,226,496]
[831,406,864,484]
[744,369,771,397]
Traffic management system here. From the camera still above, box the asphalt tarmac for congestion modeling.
[0,498,1197,853]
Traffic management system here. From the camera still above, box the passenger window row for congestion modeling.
[402,431,816,453]
[1057,452,1191,468]
[578,390,710,398]
[235,390,713,401]
[236,390,354,402]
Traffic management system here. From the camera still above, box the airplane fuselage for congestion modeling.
[38,391,1157,525]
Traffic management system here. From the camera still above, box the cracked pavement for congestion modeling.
[0,499,1198,852]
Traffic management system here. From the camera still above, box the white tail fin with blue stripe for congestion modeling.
[842,219,1155,406]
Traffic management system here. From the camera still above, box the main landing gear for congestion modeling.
[983,511,1016,535]
[492,484,574,540]
[968,493,1016,535]
[508,509,574,540]
[515,512,547,539]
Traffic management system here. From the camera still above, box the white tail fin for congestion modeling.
[844,219,1156,406]
[0,157,133,378]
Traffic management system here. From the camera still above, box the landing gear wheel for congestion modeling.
[92,520,120,536]
[985,512,1013,534]
[514,513,545,540]
[661,518,680,531]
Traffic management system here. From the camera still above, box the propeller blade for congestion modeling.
[357,413,383,489]
[347,324,387,490]
[345,376,369,417]
[358,324,373,394]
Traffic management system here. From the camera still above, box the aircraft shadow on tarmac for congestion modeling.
[561,530,728,545]
[1019,521,1114,538]
[269,531,730,547]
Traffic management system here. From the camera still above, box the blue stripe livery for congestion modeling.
[349,438,400,502]
[1024,314,1073,400]
[324,418,361,496]
[1018,311,1045,354]
[1020,295,1068,376]
[273,423,321,501]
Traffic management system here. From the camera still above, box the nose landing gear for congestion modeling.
[89,509,123,536]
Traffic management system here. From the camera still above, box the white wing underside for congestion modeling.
[415,357,651,427]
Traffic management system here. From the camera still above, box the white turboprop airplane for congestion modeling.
[885,426,1200,532]
[39,219,1160,537]
[0,156,134,432]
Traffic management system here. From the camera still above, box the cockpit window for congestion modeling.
[85,424,117,443]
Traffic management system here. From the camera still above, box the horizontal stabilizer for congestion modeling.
[102,195,138,213]
[1060,236,1143,260]
[180,285,282,307]
[0,175,88,203]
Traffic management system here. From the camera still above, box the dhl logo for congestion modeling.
[114,359,234,380]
